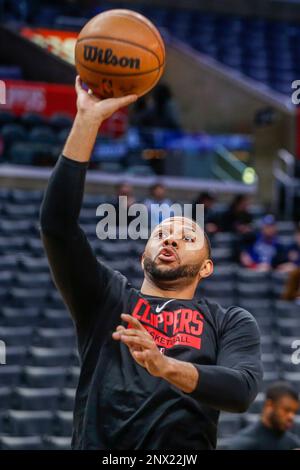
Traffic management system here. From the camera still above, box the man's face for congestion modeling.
[262,224,277,238]
[152,185,166,201]
[141,217,212,283]
[266,396,300,432]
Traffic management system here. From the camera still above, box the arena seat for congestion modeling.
[28,347,74,367]
[43,435,71,450]
[0,435,44,450]
[12,388,60,411]
[0,366,22,386]
[0,388,12,410]
[4,410,54,436]
[41,308,73,328]
[5,346,27,366]
[55,411,73,436]
[0,326,33,346]
[60,389,76,412]
[0,307,40,327]
[34,328,75,348]
[23,366,67,388]
[217,413,243,438]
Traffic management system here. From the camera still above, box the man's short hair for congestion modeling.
[266,381,299,403]
[204,231,212,259]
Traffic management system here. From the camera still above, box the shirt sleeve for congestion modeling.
[187,307,263,413]
[39,154,119,339]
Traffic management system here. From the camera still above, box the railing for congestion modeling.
[212,144,257,185]
[273,149,300,219]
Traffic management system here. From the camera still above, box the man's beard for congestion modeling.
[143,256,201,282]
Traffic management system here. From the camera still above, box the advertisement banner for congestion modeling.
[21,27,77,64]
[1,80,128,137]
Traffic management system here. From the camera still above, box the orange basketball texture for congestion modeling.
[75,9,166,98]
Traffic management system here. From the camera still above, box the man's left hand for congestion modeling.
[112,313,169,378]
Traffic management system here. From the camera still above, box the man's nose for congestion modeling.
[163,236,178,248]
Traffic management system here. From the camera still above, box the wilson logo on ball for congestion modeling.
[83,45,141,69]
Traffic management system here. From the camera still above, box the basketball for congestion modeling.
[74,9,165,99]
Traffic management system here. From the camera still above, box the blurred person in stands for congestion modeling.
[132,84,181,131]
[240,214,281,271]
[130,95,153,128]
[226,382,300,450]
[275,223,300,273]
[113,182,136,227]
[282,267,300,304]
[221,194,253,234]
[143,182,174,226]
[192,192,219,235]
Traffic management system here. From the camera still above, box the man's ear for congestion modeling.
[141,252,145,270]
[199,259,214,280]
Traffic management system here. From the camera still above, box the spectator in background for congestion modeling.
[226,382,300,450]
[131,84,181,131]
[192,192,219,235]
[221,194,253,234]
[113,182,136,227]
[130,95,153,128]
[275,223,300,273]
[282,267,300,303]
[143,182,174,227]
[240,214,280,271]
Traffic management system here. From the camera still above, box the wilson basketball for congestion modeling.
[75,9,165,99]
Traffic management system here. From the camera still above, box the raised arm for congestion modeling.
[39,78,137,331]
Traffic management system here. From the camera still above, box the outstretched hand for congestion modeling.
[75,75,138,124]
[112,313,169,377]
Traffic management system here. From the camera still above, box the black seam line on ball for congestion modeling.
[76,35,162,67]
[107,11,166,58]
[75,58,164,77]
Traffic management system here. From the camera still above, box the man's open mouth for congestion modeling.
[157,247,178,263]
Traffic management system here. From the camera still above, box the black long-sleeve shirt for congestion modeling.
[39,155,263,450]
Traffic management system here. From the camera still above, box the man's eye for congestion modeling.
[156,231,166,239]
[183,235,195,242]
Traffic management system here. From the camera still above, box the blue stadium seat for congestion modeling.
[66,367,80,388]
[41,309,73,328]
[43,435,71,450]
[0,307,40,327]
[0,387,12,410]
[55,411,73,436]
[23,366,67,388]
[217,413,242,438]
[12,387,60,411]
[15,272,50,289]
[28,347,74,367]
[10,189,43,204]
[19,256,49,273]
[0,237,25,254]
[34,328,75,348]
[277,319,300,337]
[0,365,22,386]
[60,388,76,411]
[5,346,27,365]
[21,113,47,129]
[0,270,13,286]
[4,410,54,436]
[0,326,33,346]
[0,435,44,450]
[28,126,57,144]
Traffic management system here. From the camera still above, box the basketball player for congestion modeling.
[40,77,263,450]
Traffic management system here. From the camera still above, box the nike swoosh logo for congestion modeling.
[155,299,175,313]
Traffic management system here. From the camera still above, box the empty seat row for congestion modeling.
[0,435,71,450]
[0,409,73,437]
[0,387,75,411]
[0,366,80,388]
